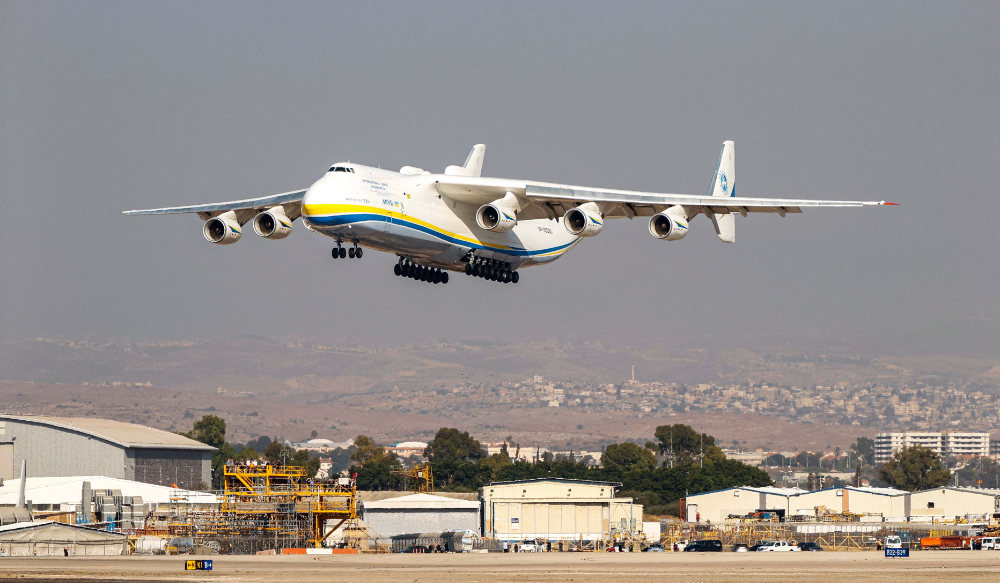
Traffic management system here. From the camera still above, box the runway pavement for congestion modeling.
[2,551,999,582]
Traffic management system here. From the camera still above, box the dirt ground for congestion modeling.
[2,551,999,583]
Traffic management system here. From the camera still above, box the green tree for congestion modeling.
[425,428,487,490]
[352,435,388,465]
[654,424,715,467]
[180,415,232,489]
[851,437,876,466]
[878,445,951,491]
[424,428,486,464]
[602,442,656,479]
[764,453,790,467]
[262,441,287,465]
[182,415,227,449]
[348,435,402,490]
[479,452,514,482]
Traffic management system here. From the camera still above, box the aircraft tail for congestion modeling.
[707,140,736,243]
[444,144,486,177]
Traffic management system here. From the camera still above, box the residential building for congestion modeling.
[874,431,990,464]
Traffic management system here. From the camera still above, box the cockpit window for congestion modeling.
[328,166,355,173]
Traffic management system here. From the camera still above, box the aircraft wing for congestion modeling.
[522,183,890,220]
[433,176,890,221]
[122,189,307,224]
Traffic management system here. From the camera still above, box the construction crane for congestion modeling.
[391,464,434,493]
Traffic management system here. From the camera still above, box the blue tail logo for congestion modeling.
[719,172,728,194]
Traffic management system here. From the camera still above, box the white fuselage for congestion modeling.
[300,164,581,271]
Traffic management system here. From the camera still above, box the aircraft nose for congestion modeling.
[301,179,330,215]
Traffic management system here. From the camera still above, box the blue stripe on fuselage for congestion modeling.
[307,213,577,257]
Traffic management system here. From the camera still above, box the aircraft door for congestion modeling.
[380,197,399,233]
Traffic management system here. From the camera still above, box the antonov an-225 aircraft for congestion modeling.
[124,141,894,285]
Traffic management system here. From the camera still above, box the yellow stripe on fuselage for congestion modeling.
[302,203,524,251]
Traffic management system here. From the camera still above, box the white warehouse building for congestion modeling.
[480,478,642,543]
[685,485,1000,524]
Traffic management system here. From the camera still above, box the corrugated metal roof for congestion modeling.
[686,486,807,498]
[1,415,214,450]
[486,478,622,488]
[0,476,221,506]
[363,493,480,510]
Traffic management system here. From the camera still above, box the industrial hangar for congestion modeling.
[0,415,214,488]
[684,485,1000,524]
[0,521,126,556]
[361,493,480,537]
[481,478,643,543]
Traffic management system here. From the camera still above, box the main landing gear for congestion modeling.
[394,258,449,284]
[332,240,363,259]
[465,256,519,284]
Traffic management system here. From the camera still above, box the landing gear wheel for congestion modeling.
[356,248,363,258]
[442,272,449,284]
[465,263,472,276]
[348,248,356,258]
[339,247,347,258]
[394,264,401,276]
[332,248,338,259]
[512,271,519,284]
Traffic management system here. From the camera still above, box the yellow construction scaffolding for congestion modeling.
[220,462,357,549]
[390,464,434,493]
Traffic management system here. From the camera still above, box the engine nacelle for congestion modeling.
[648,208,689,241]
[253,207,293,240]
[203,211,242,245]
[476,203,517,233]
[563,203,603,237]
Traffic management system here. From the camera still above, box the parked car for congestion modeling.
[517,540,539,552]
[797,542,823,552]
[683,539,723,552]
[757,540,800,552]
[643,543,665,552]
[732,543,749,552]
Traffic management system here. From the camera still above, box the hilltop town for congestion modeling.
[1,337,997,452]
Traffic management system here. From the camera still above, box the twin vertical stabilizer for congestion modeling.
[444,144,486,177]
[707,140,736,243]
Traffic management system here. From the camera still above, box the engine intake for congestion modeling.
[476,203,517,233]
[563,202,603,237]
[253,207,293,239]
[649,208,689,241]
[203,211,242,245]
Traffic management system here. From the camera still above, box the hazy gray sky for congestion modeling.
[2,1,997,354]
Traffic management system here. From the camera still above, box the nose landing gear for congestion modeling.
[332,241,363,260]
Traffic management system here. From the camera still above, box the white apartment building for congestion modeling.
[875,431,990,464]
